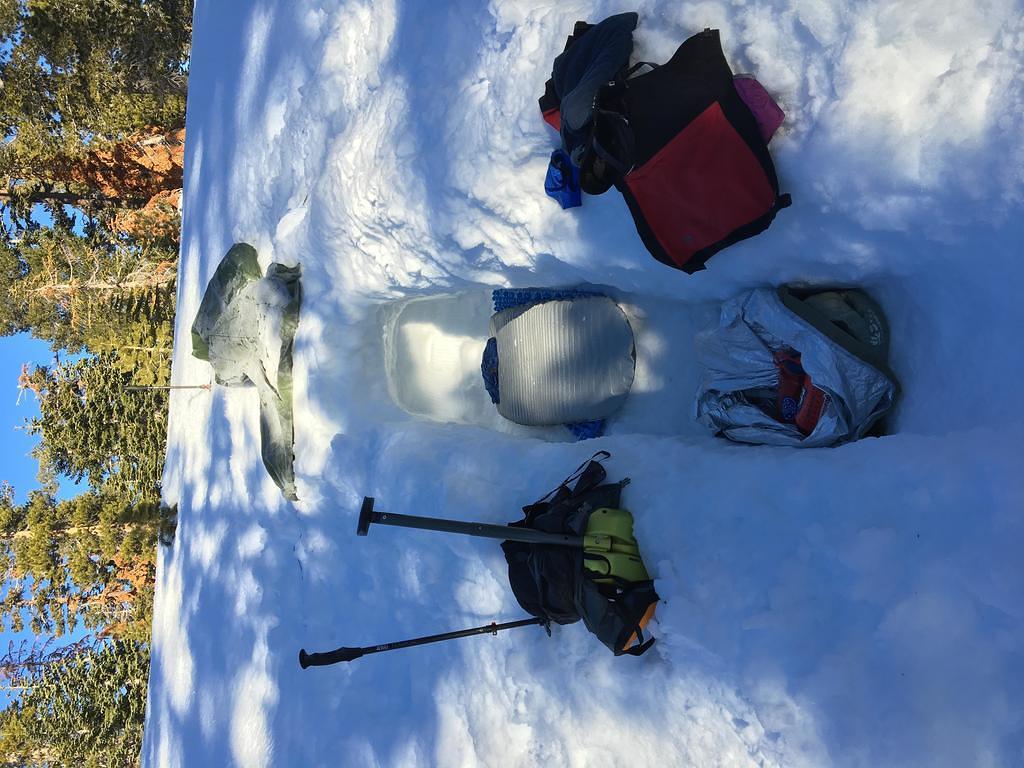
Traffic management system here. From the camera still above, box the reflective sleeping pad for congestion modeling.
[489,296,636,426]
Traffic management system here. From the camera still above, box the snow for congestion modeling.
[144,1,1024,766]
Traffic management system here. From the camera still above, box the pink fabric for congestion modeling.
[733,75,785,143]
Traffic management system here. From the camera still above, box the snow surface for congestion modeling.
[145,1,1024,766]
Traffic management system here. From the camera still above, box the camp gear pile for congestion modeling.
[191,243,302,500]
[298,454,659,663]
[695,287,897,447]
[539,16,790,272]
[503,452,659,656]
[288,13,907,668]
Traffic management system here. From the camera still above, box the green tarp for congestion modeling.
[192,243,301,500]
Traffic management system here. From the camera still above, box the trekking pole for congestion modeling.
[356,496,586,547]
[125,383,212,391]
[298,617,546,669]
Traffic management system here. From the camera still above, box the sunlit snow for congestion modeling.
[144,1,1024,766]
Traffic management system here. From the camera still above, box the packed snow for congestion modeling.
[144,1,1024,766]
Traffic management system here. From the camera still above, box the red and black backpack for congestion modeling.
[540,27,791,273]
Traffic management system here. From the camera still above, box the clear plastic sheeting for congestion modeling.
[695,288,897,447]
[191,243,302,499]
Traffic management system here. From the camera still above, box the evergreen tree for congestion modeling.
[0,0,193,142]
[0,485,163,641]
[0,639,149,768]
[1,634,96,693]
[0,1,192,244]
[0,3,190,759]
[21,354,169,502]
[0,220,178,353]
[0,1,188,349]
[0,129,185,242]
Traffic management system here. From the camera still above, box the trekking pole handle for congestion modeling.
[298,646,364,668]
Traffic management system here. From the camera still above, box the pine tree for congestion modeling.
[0,130,186,241]
[0,220,178,353]
[0,639,149,768]
[0,1,189,350]
[22,354,169,502]
[0,0,193,142]
[0,3,190,760]
[0,0,191,246]
[0,484,166,641]
[1,634,97,693]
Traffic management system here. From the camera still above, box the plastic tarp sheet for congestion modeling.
[490,297,635,426]
[192,243,301,499]
[695,288,896,447]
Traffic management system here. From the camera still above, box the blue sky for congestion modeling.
[1,333,87,710]
[1,332,83,504]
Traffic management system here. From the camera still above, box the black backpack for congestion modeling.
[541,23,791,273]
[501,452,659,656]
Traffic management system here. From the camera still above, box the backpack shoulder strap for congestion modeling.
[535,450,611,504]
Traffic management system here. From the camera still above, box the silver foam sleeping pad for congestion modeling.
[491,297,635,426]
